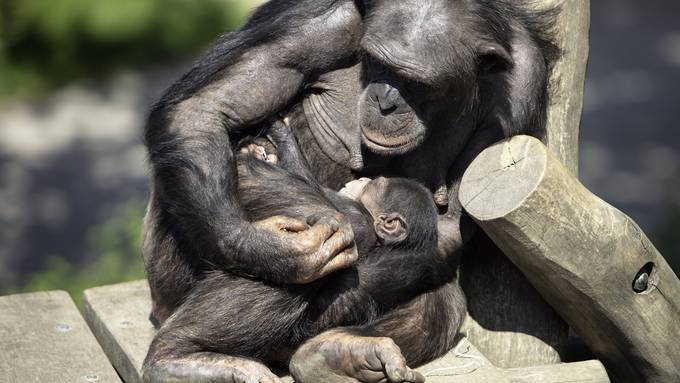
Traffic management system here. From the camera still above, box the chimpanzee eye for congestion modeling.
[365,56,389,78]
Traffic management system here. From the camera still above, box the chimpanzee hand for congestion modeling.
[253,214,358,284]
[290,330,425,383]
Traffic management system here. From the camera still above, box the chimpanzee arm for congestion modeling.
[145,0,363,284]
[290,282,466,383]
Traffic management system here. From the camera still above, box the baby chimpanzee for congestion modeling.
[143,121,463,383]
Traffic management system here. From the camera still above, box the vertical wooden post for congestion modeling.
[459,0,590,367]
[539,0,591,174]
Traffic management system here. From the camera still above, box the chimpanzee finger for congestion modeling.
[319,223,355,259]
[303,219,339,246]
[272,216,308,232]
[355,369,390,383]
[401,369,425,383]
[376,341,423,383]
[316,246,358,278]
[253,215,308,233]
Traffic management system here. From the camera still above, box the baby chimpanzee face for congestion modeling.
[341,177,438,247]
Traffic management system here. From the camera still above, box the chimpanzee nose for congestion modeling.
[368,83,404,116]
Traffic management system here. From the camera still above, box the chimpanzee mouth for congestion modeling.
[361,129,425,155]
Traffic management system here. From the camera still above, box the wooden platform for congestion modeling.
[0,291,121,383]
[81,280,610,383]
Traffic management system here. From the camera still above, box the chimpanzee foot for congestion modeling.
[290,330,425,383]
[143,353,283,383]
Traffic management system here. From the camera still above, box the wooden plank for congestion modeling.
[417,338,511,383]
[459,135,680,382]
[0,291,121,383]
[84,280,609,383]
[82,280,156,383]
[505,360,609,383]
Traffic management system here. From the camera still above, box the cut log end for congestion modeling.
[459,135,548,221]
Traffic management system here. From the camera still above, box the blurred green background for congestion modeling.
[0,0,678,305]
[0,0,265,304]
[0,0,258,100]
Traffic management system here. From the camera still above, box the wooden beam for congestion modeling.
[0,291,121,383]
[460,135,680,382]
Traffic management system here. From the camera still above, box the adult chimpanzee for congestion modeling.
[143,122,464,383]
[143,0,557,381]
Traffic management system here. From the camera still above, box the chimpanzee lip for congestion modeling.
[361,129,424,154]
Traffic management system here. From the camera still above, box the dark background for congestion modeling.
[0,0,678,301]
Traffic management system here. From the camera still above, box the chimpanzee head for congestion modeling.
[356,177,438,248]
[358,0,552,156]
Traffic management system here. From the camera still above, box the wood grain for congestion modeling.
[0,291,121,383]
[460,135,680,382]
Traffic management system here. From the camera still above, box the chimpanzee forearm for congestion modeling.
[144,0,362,282]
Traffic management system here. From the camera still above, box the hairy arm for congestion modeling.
[145,0,363,283]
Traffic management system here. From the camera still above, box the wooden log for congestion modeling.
[0,291,121,383]
[83,280,609,382]
[460,135,680,382]
[459,0,590,367]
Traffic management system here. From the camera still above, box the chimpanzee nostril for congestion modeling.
[369,83,401,115]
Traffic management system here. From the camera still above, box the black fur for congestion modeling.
[144,127,462,375]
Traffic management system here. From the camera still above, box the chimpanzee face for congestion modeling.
[357,177,438,247]
[358,0,513,156]
[359,177,409,245]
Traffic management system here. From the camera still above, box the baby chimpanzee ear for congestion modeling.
[375,213,408,246]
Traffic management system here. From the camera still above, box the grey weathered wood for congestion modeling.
[505,360,609,383]
[532,0,591,174]
[83,280,157,383]
[0,291,121,383]
[459,0,590,367]
[418,338,511,383]
[460,239,568,368]
[460,135,680,382]
[84,280,609,383]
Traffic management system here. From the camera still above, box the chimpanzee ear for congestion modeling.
[478,42,514,75]
[375,213,408,246]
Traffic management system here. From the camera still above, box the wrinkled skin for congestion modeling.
[290,331,425,383]
[143,0,556,381]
